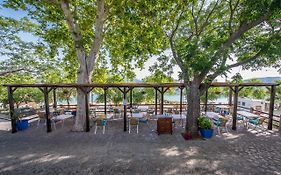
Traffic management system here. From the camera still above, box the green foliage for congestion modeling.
[198,116,212,129]
[239,79,267,100]
[275,80,281,103]
[0,72,43,107]
[201,87,223,102]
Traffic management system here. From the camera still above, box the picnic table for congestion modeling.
[205,112,223,119]
[129,112,145,118]
[237,111,259,120]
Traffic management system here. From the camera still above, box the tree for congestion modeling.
[0,72,43,108]
[2,0,168,131]
[157,0,281,136]
[0,16,57,77]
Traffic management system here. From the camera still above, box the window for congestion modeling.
[242,102,245,106]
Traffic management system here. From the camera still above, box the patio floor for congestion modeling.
[1,119,281,175]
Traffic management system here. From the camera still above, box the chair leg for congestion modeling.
[225,125,229,134]
[95,124,97,134]
[53,121,56,130]
[103,126,105,134]
[37,119,40,127]
[129,123,131,134]
[137,125,139,134]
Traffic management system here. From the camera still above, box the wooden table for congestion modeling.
[157,117,173,135]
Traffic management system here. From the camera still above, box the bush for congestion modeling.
[198,116,212,129]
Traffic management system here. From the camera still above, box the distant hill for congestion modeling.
[244,77,281,83]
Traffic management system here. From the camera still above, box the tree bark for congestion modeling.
[59,0,106,131]
[73,64,90,131]
[185,78,201,137]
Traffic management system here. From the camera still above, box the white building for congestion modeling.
[238,97,270,112]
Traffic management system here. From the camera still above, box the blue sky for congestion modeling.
[1,3,280,81]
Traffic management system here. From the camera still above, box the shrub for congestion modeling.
[198,116,212,129]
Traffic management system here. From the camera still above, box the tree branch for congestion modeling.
[206,32,281,83]
[0,68,26,76]
[60,0,86,64]
[88,0,106,75]
[197,0,220,36]
[228,0,239,35]
[198,14,270,80]
[191,1,198,36]
[168,9,190,84]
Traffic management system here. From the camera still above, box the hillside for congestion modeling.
[245,77,281,83]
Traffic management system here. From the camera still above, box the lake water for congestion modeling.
[58,94,228,105]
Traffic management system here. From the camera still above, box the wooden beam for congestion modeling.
[180,87,183,115]
[53,88,57,109]
[232,86,239,130]
[228,87,233,106]
[123,87,127,132]
[163,87,170,93]
[3,82,278,89]
[47,87,54,93]
[38,87,44,93]
[8,86,16,133]
[130,88,133,109]
[268,85,276,130]
[11,87,18,93]
[43,87,51,133]
[104,88,107,115]
[117,87,124,93]
[160,87,164,114]
[155,87,158,115]
[238,86,244,92]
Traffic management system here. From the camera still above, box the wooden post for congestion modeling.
[160,87,164,114]
[130,88,133,109]
[232,86,238,130]
[155,87,158,115]
[85,91,90,132]
[205,88,208,113]
[104,88,107,115]
[268,85,276,130]
[180,87,183,115]
[8,86,16,133]
[53,88,57,109]
[123,87,127,132]
[228,87,233,106]
[43,87,51,133]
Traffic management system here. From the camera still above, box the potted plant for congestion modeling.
[198,116,213,139]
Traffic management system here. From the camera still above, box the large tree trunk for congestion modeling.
[185,78,201,137]
[60,0,105,131]
[72,65,90,131]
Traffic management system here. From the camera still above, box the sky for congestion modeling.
[1,4,280,82]
[135,56,281,82]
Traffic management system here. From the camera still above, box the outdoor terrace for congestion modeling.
[1,119,281,174]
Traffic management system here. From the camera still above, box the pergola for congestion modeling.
[4,82,279,133]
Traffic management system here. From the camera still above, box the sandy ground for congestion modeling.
[1,118,281,175]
